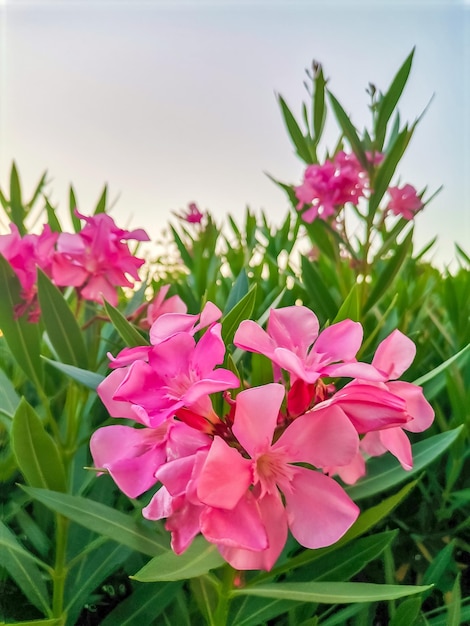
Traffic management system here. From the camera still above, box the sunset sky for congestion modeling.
[1,0,468,266]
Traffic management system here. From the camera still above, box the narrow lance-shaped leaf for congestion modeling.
[327,91,368,168]
[131,535,225,582]
[26,170,48,210]
[231,581,431,604]
[94,184,107,214]
[9,161,26,234]
[100,581,182,626]
[300,255,338,324]
[11,398,67,492]
[43,196,62,232]
[104,299,150,348]
[222,283,257,346]
[364,228,414,312]
[313,63,327,143]
[277,95,314,163]
[21,486,170,557]
[0,255,44,388]
[375,48,415,150]
[368,124,414,217]
[306,530,398,582]
[0,367,21,418]
[42,358,104,390]
[37,269,88,368]
[346,426,463,501]
[69,185,81,232]
[224,268,249,315]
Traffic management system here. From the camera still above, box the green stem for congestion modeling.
[52,513,69,623]
[211,565,236,626]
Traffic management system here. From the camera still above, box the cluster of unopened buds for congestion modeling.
[0,211,149,321]
[294,150,423,223]
[91,299,434,571]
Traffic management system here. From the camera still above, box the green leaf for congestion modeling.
[0,367,21,418]
[221,284,257,346]
[9,161,26,234]
[228,596,299,626]
[104,299,150,347]
[37,269,88,368]
[0,521,51,616]
[446,573,461,626]
[11,399,67,492]
[131,535,224,582]
[21,486,169,557]
[375,49,415,149]
[413,344,470,400]
[313,64,327,143]
[333,283,360,323]
[364,229,413,311]
[368,125,413,216]
[232,582,431,604]
[347,427,463,501]
[65,541,132,625]
[422,540,455,598]
[327,92,367,168]
[277,95,314,163]
[42,358,104,389]
[26,170,48,210]
[69,185,81,232]
[100,582,182,626]
[301,530,398,582]
[43,197,62,232]
[224,269,249,314]
[170,225,194,269]
[300,256,338,323]
[389,596,422,626]
[0,255,44,388]
[94,184,107,214]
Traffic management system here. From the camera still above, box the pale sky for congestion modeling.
[1,0,469,266]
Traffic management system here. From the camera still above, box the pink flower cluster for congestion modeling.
[294,151,423,224]
[295,151,370,222]
[0,212,149,320]
[91,303,434,571]
[0,224,57,321]
[387,184,423,220]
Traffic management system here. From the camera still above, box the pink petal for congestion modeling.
[386,381,434,432]
[276,404,358,468]
[90,425,166,497]
[233,319,275,357]
[197,437,252,509]
[215,492,287,571]
[267,306,319,355]
[379,427,413,470]
[232,384,285,457]
[200,492,268,551]
[372,329,416,379]
[312,319,363,363]
[97,368,143,422]
[284,467,359,549]
[183,370,240,405]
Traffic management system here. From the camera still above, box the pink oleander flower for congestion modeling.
[294,151,369,222]
[234,305,380,395]
[323,329,434,480]
[0,223,58,321]
[129,284,188,330]
[195,384,360,570]
[52,211,149,306]
[98,306,239,429]
[387,184,423,220]
[90,418,211,498]
[173,202,204,224]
